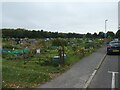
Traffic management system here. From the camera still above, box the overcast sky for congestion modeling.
[1,0,119,34]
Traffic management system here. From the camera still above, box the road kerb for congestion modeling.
[83,54,107,89]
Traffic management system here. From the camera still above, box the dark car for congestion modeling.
[107,40,120,55]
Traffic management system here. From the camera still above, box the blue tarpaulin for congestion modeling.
[0,48,30,54]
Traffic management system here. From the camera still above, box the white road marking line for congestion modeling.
[83,70,97,88]
[83,54,107,89]
[108,71,118,90]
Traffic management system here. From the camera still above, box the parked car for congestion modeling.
[107,40,120,55]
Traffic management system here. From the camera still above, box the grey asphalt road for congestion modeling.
[88,54,119,89]
[38,46,107,88]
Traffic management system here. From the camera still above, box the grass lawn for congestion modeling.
[2,50,94,88]
[2,59,69,88]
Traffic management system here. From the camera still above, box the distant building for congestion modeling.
[118,1,120,29]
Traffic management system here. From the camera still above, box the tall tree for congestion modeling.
[107,31,115,38]
[92,32,98,38]
[116,30,120,39]
[98,32,105,38]
[86,33,92,38]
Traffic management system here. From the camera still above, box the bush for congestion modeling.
[3,44,20,50]
[3,44,14,49]
[75,47,85,57]
[52,38,67,46]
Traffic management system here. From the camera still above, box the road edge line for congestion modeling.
[83,54,107,89]
[83,70,97,89]
[96,54,107,70]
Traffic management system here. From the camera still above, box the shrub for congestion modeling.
[3,44,14,49]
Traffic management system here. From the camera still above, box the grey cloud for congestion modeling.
[2,2,118,34]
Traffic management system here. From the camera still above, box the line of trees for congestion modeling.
[1,28,120,39]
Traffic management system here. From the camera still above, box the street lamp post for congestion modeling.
[105,19,108,43]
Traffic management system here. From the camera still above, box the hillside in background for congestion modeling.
[1,28,120,39]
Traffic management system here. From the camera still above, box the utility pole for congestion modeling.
[105,19,108,44]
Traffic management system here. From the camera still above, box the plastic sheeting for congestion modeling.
[0,48,30,54]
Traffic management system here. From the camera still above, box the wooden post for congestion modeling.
[58,45,65,65]
[62,45,64,65]
[58,48,62,64]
